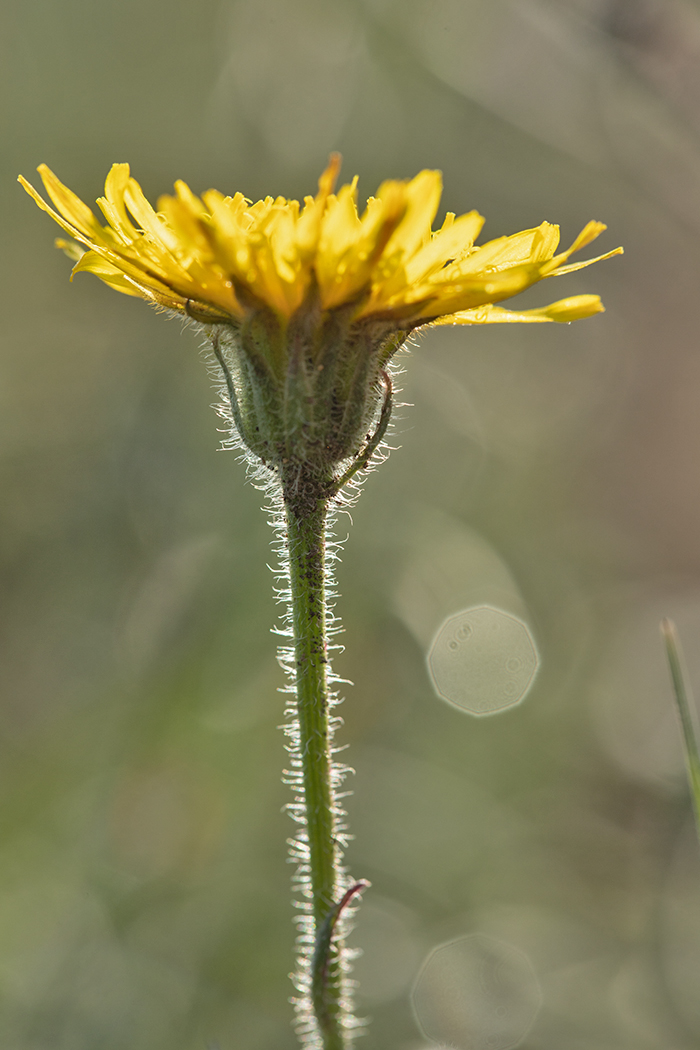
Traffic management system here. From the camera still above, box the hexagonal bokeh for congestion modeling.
[427,606,539,715]
[411,933,542,1050]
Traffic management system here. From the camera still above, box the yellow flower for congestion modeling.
[19,156,621,329]
[19,156,623,491]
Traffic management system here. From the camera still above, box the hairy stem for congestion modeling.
[285,487,349,1050]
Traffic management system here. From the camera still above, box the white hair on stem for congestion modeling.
[193,318,409,1046]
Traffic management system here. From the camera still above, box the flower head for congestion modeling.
[19,156,620,329]
[20,157,622,501]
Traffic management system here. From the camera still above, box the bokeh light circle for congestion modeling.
[412,933,542,1050]
[427,606,539,715]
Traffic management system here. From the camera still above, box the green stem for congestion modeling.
[661,617,700,842]
[285,489,348,1050]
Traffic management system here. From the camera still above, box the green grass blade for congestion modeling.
[661,617,700,841]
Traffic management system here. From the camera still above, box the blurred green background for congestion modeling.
[3,0,700,1047]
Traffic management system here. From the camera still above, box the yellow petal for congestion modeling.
[565,220,607,254]
[412,266,541,319]
[19,173,96,248]
[317,181,407,308]
[71,247,181,299]
[55,237,85,263]
[547,245,624,277]
[97,163,138,244]
[172,179,209,218]
[123,177,181,254]
[318,152,341,197]
[452,222,560,276]
[542,221,618,275]
[380,170,442,264]
[431,294,605,325]
[294,154,341,260]
[403,210,485,285]
[36,164,106,240]
[70,250,152,297]
[20,171,175,295]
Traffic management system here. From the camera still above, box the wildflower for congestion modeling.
[20,156,622,1050]
[19,158,621,509]
[19,155,619,328]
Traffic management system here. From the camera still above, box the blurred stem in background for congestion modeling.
[661,618,700,842]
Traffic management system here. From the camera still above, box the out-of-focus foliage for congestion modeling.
[3,1,700,1047]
